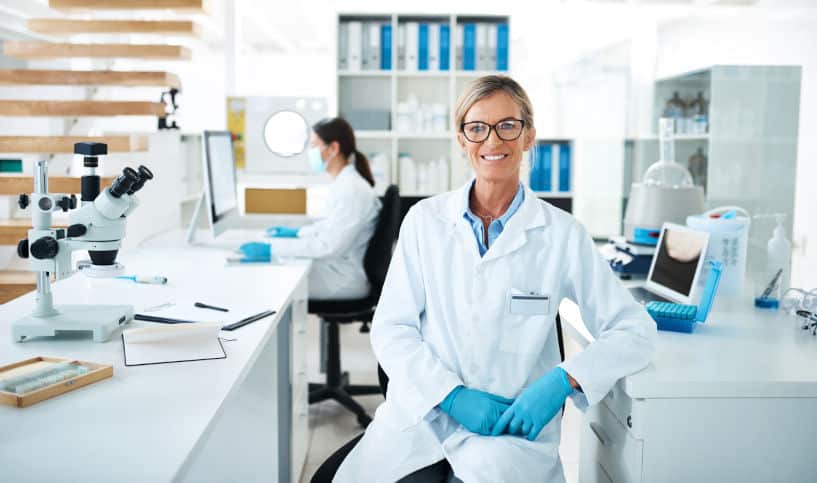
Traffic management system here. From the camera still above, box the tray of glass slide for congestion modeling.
[0,356,112,408]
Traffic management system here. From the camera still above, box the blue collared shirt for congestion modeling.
[463,181,525,257]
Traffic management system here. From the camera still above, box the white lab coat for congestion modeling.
[335,182,657,483]
[269,164,381,300]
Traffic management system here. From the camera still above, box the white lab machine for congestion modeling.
[623,118,704,245]
[12,142,153,342]
[242,96,327,174]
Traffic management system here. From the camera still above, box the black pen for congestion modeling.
[195,302,229,312]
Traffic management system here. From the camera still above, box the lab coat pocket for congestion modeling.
[500,289,555,355]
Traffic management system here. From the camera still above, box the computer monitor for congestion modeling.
[644,223,710,305]
[186,131,239,243]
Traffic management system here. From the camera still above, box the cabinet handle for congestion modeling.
[590,422,610,447]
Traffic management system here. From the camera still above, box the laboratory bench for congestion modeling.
[559,296,817,483]
[0,230,310,483]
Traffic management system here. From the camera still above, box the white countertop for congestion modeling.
[0,242,309,482]
[561,296,817,399]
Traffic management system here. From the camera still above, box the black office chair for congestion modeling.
[307,185,401,428]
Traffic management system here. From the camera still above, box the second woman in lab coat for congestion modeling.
[239,117,382,300]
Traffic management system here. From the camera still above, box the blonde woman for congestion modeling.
[332,76,656,483]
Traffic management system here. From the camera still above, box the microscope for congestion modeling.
[12,142,154,342]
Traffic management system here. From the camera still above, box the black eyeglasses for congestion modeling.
[460,118,526,143]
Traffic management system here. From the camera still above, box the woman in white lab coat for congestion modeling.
[332,76,657,482]
[239,117,381,300]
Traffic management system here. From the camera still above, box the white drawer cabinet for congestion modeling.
[579,391,817,483]
[580,401,643,483]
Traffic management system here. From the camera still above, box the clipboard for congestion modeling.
[121,323,227,367]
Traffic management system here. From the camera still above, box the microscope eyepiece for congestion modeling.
[109,167,139,198]
[127,165,154,194]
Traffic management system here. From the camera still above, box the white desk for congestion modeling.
[0,234,310,483]
[561,297,817,483]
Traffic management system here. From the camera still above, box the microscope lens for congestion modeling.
[110,167,139,198]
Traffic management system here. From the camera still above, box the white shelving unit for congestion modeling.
[623,65,801,278]
[336,13,510,196]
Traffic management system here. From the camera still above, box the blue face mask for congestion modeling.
[307,147,325,173]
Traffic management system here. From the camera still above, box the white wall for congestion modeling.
[652,11,817,288]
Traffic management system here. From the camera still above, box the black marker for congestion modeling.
[194,302,229,312]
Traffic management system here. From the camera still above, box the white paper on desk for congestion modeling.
[122,322,226,366]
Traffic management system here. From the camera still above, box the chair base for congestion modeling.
[309,371,380,428]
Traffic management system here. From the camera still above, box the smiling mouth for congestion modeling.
[481,154,508,161]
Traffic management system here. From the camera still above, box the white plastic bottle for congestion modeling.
[767,214,791,292]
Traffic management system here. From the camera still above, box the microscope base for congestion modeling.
[12,305,134,343]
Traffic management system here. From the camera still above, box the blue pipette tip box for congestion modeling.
[754,297,779,309]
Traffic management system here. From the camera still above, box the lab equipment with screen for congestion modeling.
[629,223,710,306]
[186,131,240,243]
[646,260,723,333]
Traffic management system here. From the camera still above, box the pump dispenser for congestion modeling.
[754,214,791,308]
[767,214,791,290]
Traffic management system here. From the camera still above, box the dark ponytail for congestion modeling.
[312,117,376,187]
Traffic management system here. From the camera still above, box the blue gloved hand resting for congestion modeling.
[239,242,271,262]
[439,385,514,436]
[265,226,299,238]
[491,367,574,441]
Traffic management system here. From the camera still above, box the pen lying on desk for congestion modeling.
[134,314,196,324]
[194,302,229,312]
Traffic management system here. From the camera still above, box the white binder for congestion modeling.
[347,21,362,71]
[338,22,349,70]
[369,23,380,71]
[455,23,464,70]
[397,23,406,70]
[488,24,498,71]
[428,23,440,71]
[476,23,489,71]
[405,22,419,72]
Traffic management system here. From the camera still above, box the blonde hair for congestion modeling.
[454,75,534,131]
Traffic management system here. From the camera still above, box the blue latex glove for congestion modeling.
[265,226,299,238]
[491,367,574,441]
[239,242,271,262]
[439,385,514,436]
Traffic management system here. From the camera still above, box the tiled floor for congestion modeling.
[299,315,583,483]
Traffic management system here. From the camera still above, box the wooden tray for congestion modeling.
[0,356,112,408]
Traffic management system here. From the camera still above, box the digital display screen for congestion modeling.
[650,228,707,296]
[206,133,237,221]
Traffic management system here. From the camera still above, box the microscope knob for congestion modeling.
[56,196,72,212]
[67,224,87,238]
[69,194,77,209]
[30,236,59,260]
[17,239,29,259]
[18,193,29,210]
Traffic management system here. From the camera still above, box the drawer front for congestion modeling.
[580,403,643,483]
[602,381,645,439]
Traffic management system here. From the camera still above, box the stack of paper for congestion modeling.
[122,323,225,366]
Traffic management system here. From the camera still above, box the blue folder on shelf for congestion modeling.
[418,23,429,70]
[497,23,509,71]
[463,23,476,71]
[558,143,571,192]
[380,24,392,70]
[439,24,450,71]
